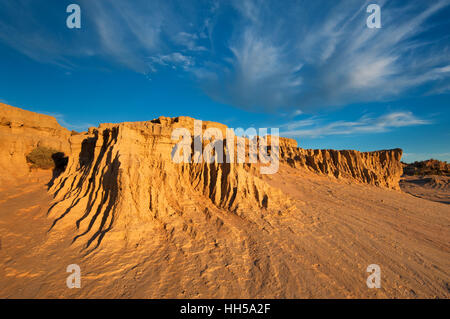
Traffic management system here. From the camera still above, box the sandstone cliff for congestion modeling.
[0,103,404,251]
[0,103,71,183]
[47,118,291,252]
[279,138,403,190]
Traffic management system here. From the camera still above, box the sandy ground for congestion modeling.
[400,175,450,205]
[0,166,449,298]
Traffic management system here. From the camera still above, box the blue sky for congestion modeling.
[0,0,449,162]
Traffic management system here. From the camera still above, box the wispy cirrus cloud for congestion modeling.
[281,111,432,138]
[1,0,449,112]
[0,0,202,72]
[202,0,450,112]
[173,32,208,52]
[148,52,195,72]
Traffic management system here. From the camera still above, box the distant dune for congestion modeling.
[0,102,448,298]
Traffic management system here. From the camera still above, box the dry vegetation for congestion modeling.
[26,146,67,170]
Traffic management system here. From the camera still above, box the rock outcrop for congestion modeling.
[0,103,71,183]
[279,139,403,190]
[47,118,291,252]
[403,159,450,176]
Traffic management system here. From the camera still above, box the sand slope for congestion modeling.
[400,175,450,205]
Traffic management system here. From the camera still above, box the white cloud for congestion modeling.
[1,0,449,110]
[434,65,450,73]
[0,0,194,73]
[149,52,195,71]
[281,111,431,138]
[202,0,450,112]
[173,32,207,51]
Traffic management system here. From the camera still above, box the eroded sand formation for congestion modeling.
[0,103,449,298]
[0,103,70,184]
[47,118,292,253]
[280,140,403,190]
[403,159,450,176]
